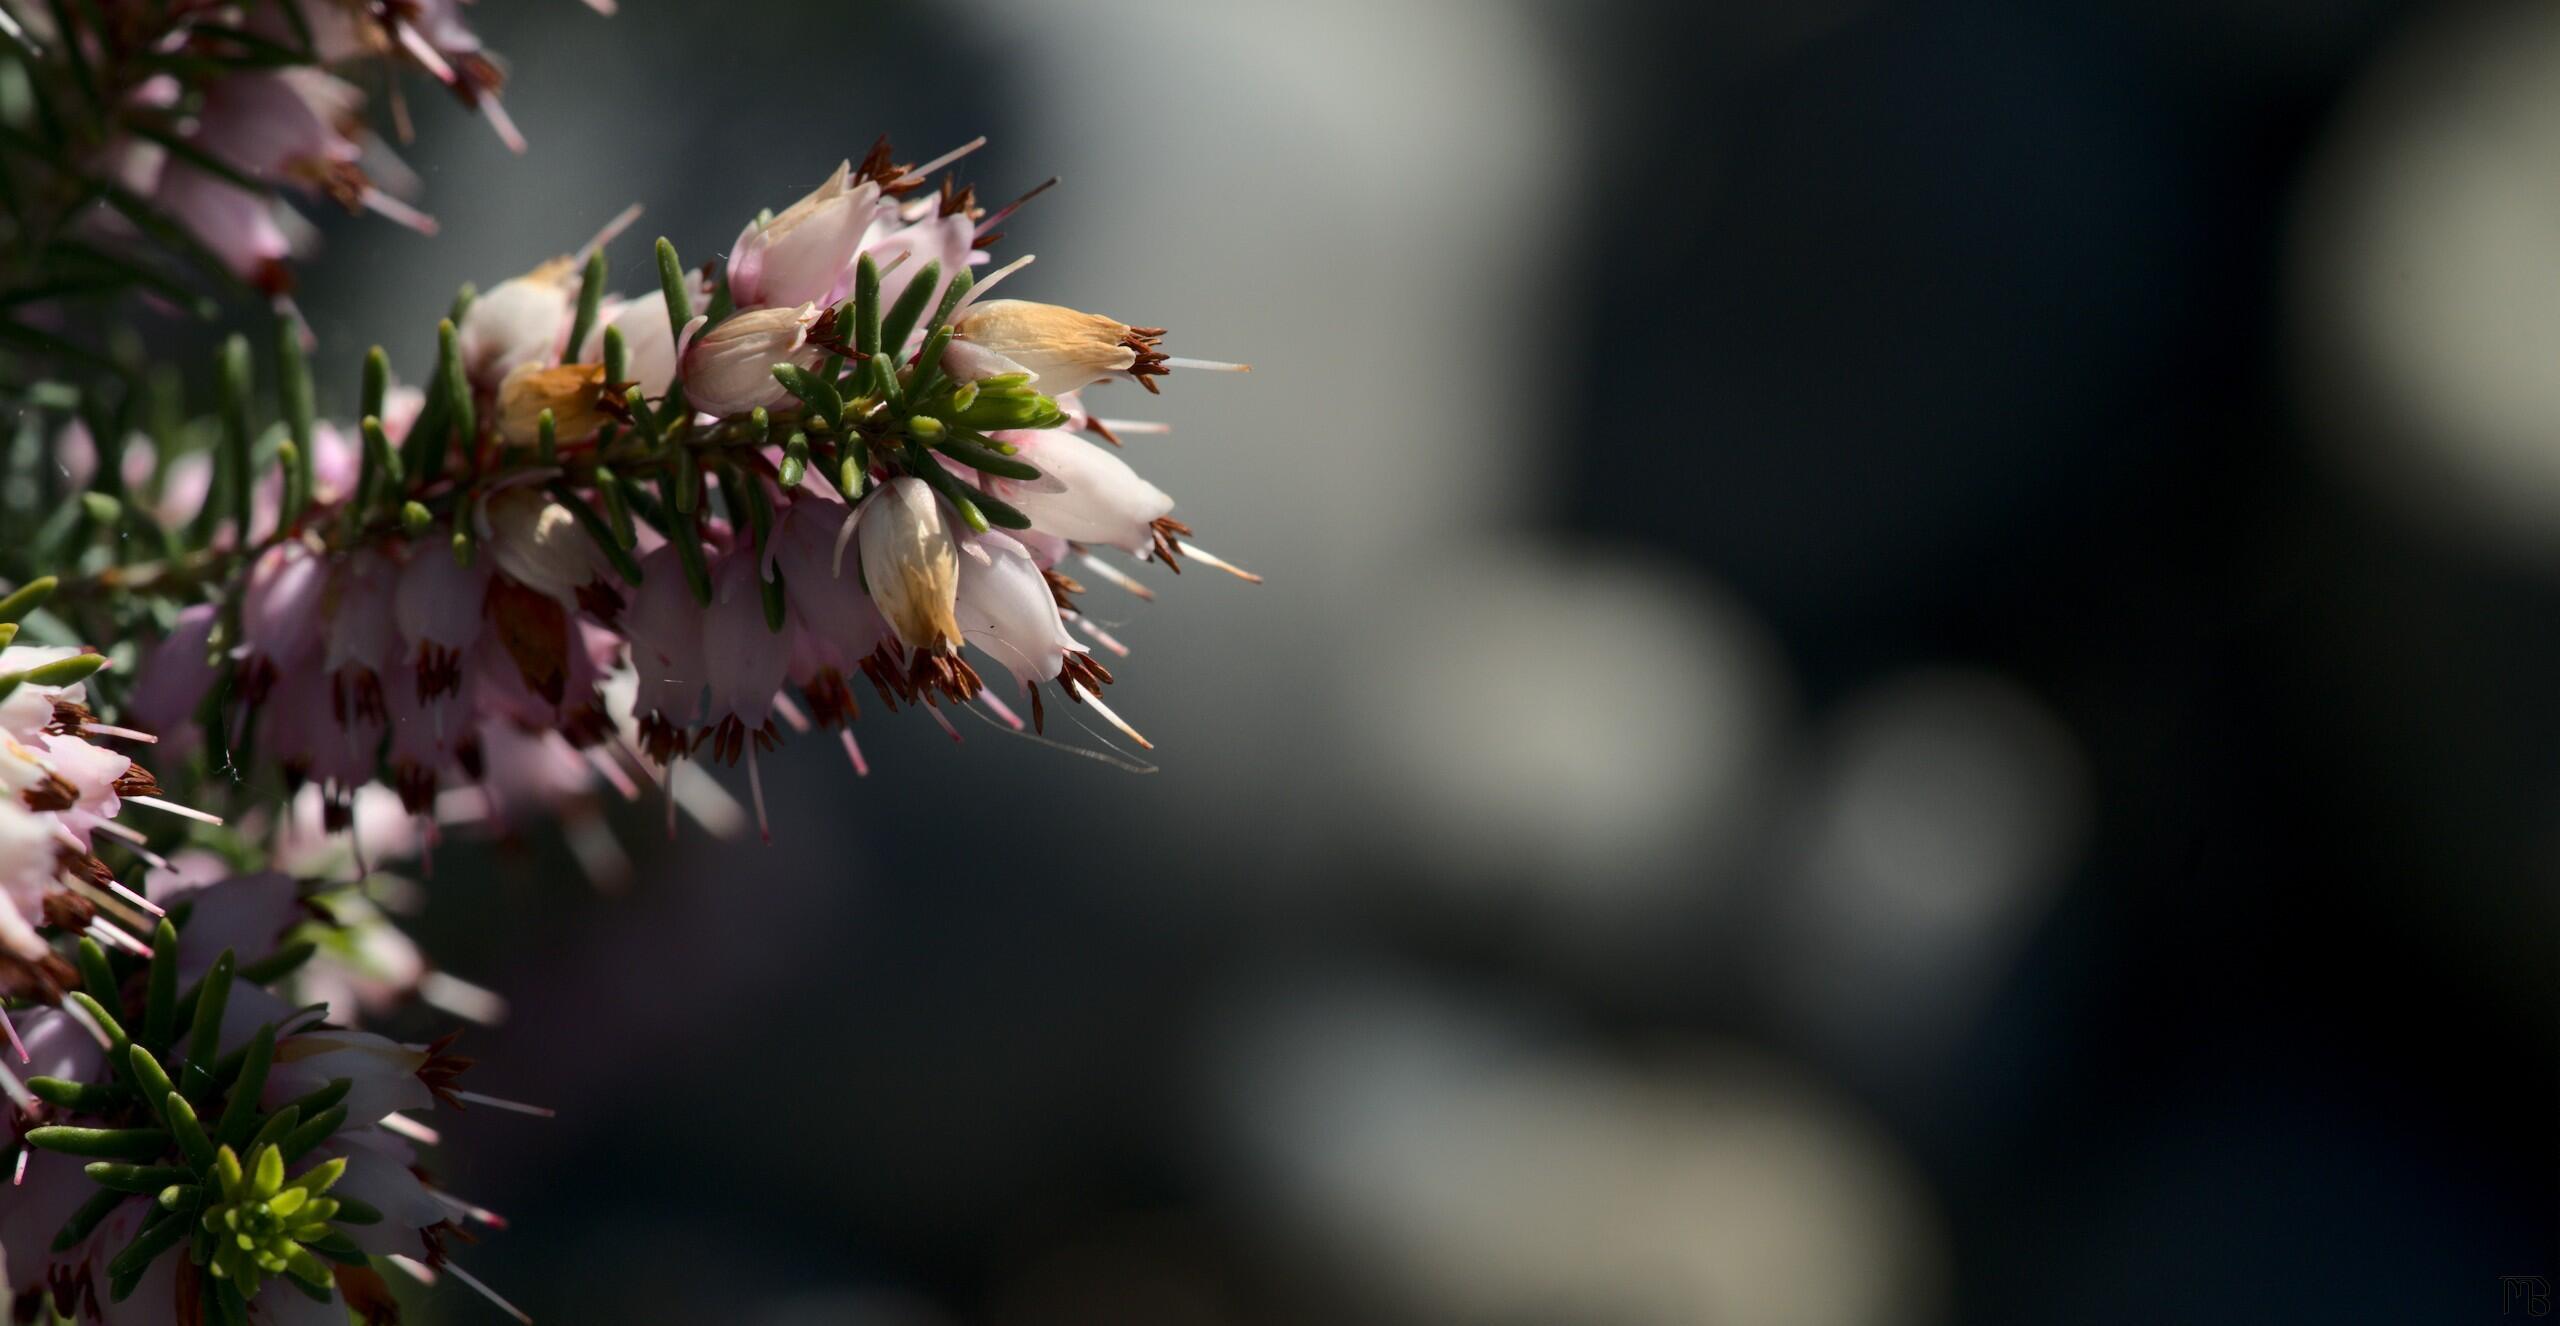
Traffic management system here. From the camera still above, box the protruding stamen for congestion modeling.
[951,254,1035,319]
[441,1258,535,1325]
[667,763,748,838]
[1176,539,1264,584]
[419,972,509,1026]
[380,1113,442,1146]
[451,1090,558,1119]
[839,728,870,778]
[393,22,456,83]
[905,136,990,185]
[1094,418,1172,437]
[360,187,440,236]
[977,690,1026,732]
[746,749,771,844]
[1078,553,1156,601]
[75,722,157,743]
[579,203,647,262]
[1064,679,1153,751]
[1072,617,1131,658]
[566,811,633,894]
[583,747,640,801]
[0,1005,24,1064]
[1162,357,1253,374]
[924,705,962,743]
[477,93,528,155]
[61,998,112,1049]
[127,795,222,826]
[88,820,172,873]
[0,1063,32,1117]
[433,1190,513,1229]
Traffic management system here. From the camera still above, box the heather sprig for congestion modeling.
[0,6,1254,1320]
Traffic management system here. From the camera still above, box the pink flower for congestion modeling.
[728,160,882,309]
[154,163,294,291]
[680,302,824,416]
[458,260,577,388]
[856,478,962,655]
[986,430,1176,553]
[955,531,1084,686]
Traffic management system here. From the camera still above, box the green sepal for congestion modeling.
[85,1161,190,1192]
[0,576,56,626]
[245,1105,300,1158]
[449,281,478,325]
[74,936,117,1012]
[213,1024,275,1148]
[66,991,128,1056]
[184,949,233,1072]
[274,1077,349,1120]
[400,500,432,536]
[105,1206,190,1293]
[434,317,474,484]
[279,1105,347,1165]
[125,1045,177,1122]
[773,363,842,426]
[780,433,810,488]
[548,480,644,587]
[143,918,179,1046]
[933,433,1042,482]
[304,1229,369,1266]
[838,438,871,502]
[566,247,607,364]
[596,466,639,548]
[25,1125,171,1160]
[656,237,695,330]
[360,416,404,514]
[274,312,315,524]
[21,652,107,686]
[853,254,883,357]
[210,333,253,541]
[164,1093,216,1170]
[359,345,390,426]
[28,1076,119,1110]
[602,323,629,388]
[877,260,942,362]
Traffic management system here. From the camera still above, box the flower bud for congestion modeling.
[946,300,1160,394]
[682,303,824,418]
[458,258,577,388]
[856,479,962,653]
[483,487,600,603]
[496,362,609,448]
[728,160,881,309]
[997,431,1176,553]
[580,295,680,397]
[954,532,1081,684]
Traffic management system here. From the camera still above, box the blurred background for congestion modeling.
[292,0,2557,1321]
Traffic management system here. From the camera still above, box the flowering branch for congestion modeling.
[0,4,1253,1321]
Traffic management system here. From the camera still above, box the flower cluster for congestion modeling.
[126,139,1252,837]
[7,0,605,294]
[0,584,200,993]
[2,874,531,1325]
